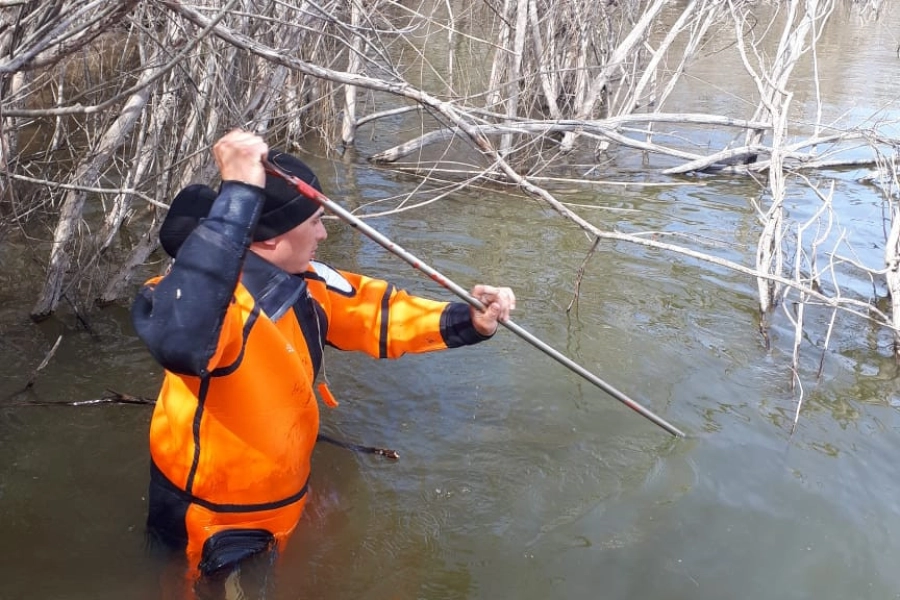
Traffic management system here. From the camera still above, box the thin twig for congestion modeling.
[567,236,601,314]
[7,335,63,397]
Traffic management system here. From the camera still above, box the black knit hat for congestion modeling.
[158,184,217,258]
[256,150,322,241]
[158,150,323,258]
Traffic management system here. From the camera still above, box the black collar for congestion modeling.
[240,252,307,322]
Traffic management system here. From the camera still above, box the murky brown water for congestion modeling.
[2,3,900,599]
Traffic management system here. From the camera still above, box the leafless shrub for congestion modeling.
[0,0,898,427]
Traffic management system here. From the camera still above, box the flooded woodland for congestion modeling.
[2,1,900,599]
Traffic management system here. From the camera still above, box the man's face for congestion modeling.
[269,208,328,274]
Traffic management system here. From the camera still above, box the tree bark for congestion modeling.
[341,0,363,146]
[30,56,162,320]
[885,208,900,359]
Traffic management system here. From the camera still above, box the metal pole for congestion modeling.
[264,160,685,438]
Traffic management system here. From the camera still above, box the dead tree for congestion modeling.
[2,0,898,421]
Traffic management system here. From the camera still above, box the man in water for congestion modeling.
[131,129,515,578]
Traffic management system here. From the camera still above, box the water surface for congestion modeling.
[2,4,900,600]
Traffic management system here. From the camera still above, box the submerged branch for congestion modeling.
[1,0,897,414]
[8,335,63,397]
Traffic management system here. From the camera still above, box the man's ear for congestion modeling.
[250,237,279,251]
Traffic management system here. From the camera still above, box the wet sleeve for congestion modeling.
[130,181,264,376]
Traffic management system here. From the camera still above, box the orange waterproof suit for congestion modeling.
[131,181,489,575]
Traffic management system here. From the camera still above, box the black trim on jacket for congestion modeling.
[131,181,265,376]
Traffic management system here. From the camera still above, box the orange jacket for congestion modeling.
[131,181,489,573]
[144,258,462,510]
